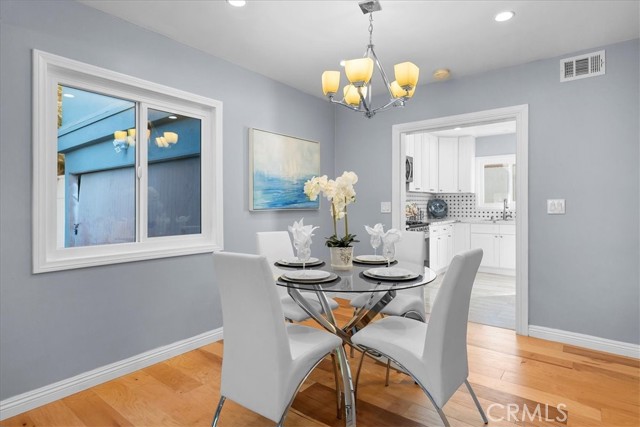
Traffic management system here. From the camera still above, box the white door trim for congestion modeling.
[391,104,529,335]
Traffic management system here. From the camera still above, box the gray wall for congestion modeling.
[0,0,336,400]
[475,133,516,157]
[335,39,640,345]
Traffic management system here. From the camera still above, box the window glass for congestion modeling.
[57,85,135,247]
[35,51,222,273]
[475,154,516,208]
[147,109,201,237]
[483,163,510,204]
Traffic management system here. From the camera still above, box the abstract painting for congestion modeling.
[249,128,320,211]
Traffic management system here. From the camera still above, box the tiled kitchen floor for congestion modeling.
[425,272,516,330]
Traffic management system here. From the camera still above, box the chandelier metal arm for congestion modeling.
[320,0,418,119]
[366,44,395,99]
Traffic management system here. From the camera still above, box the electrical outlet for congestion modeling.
[547,199,566,214]
[380,202,391,213]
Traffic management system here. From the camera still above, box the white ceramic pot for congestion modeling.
[330,246,354,270]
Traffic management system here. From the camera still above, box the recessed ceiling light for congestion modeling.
[339,60,346,67]
[226,0,246,7]
[495,11,515,22]
[63,93,75,98]
[168,115,178,120]
[454,127,461,131]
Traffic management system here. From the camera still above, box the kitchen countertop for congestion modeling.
[409,218,516,227]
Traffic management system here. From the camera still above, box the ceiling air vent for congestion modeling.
[560,50,605,82]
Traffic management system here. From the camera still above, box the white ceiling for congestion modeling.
[80,0,639,98]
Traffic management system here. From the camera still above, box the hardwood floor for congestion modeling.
[3,299,639,427]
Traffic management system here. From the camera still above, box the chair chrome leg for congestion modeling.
[277,352,338,427]
[211,396,226,427]
[331,352,342,419]
[385,358,391,386]
[465,379,488,424]
[436,406,451,427]
[354,348,368,401]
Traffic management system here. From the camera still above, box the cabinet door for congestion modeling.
[436,235,447,271]
[445,228,454,266]
[499,234,516,269]
[457,136,475,193]
[470,233,499,268]
[424,134,439,193]
[438,137,458,193]
[453,223,470,255]
[429,233,440,270]
[412,134,423,191]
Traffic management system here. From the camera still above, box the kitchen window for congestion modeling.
[33,50,223,273]
[475,154,516,209]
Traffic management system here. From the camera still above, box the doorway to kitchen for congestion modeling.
[391,105,529,335]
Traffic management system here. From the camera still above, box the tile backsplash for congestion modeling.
[406,192,516,221]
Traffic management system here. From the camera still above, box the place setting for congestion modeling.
[354,223,394,266]
[278,219,339,285]
[357,224,421,282]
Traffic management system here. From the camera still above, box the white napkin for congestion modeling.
[364,223,385,239]
[382,228,402,245]
[288,218,318,249]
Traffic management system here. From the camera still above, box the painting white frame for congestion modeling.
[249,128,320,211]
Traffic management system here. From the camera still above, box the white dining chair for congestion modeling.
[349,230,427,382]
[350,230,427,321]
[256,231,339,321]
[351,249,487,427]
[211,252,343,426]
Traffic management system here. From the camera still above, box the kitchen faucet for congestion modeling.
[502,199,513,220]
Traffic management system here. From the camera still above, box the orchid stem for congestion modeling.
[331,202,337,238]
[344,197,349,240]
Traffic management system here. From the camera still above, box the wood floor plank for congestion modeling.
[2,298,638,427]
[63,389,134,427]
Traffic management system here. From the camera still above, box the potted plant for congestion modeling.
[304,171,359,269]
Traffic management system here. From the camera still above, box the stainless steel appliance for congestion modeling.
[406,221,430,267]
[405,156,413,183]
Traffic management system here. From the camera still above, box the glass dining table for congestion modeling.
[274,257,437,427]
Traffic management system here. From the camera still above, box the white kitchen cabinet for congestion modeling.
[409,133,475,195]
[469,223,515,274]
[424,134,439,193]
[457,136,475,193]
[437,137,458,193]
[470,231,499,267]
[407,133,430,193]
[453,222,470,255]
[429,223,454,272]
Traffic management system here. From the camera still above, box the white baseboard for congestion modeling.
[0,328,223,421]
[528,325,640,359]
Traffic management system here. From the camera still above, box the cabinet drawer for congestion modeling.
[470,223,499,234]
[430,224,453,236]
[499,224,516,235]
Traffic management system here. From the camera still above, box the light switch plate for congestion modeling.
[547,199,566,214]
[380,201,391,213]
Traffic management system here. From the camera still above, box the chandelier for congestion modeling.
[321,0,419,118]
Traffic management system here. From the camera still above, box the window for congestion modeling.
[475,155,516,208]
[34,50,223,272]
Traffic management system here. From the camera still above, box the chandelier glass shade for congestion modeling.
[321,1,419,118]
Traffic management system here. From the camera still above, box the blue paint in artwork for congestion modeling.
[253,172,319,210]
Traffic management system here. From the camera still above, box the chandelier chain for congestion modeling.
[368,13,374,45]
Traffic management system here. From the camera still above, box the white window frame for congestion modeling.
[475,154,517,209]
[32,50,224,273]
